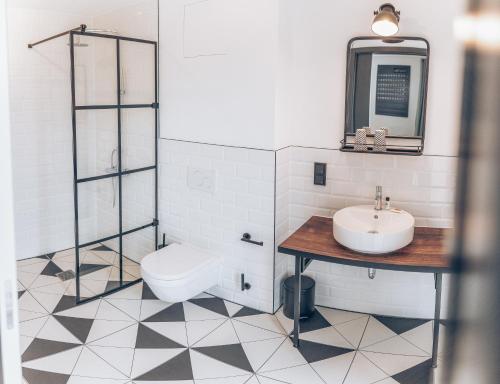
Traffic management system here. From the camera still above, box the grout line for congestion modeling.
[84,318,137,349]
[232,318,286,337]
[159,138,275,152]
[28,314,51,340]
[258,363,310,382]
[252,336,289,374]
[69,346,85,377]
[359,333,430,357]
[359,348,431,358]
[341,314,370,384]
[229,318,242,345]
[190,318,229,347]
[77,346,131,379]
[257,373,291,383]
[309,363,329,384]
[331,325,359,350]
[358,350,394,379]
[86,344,134,378]
[103,297,140,322]
[22,291,51,315]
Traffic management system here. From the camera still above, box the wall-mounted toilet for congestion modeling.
[141,243,221,303]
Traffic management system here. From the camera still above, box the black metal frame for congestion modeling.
[342,36,430,156]
[278,246,448,368]
[68,30,159,304]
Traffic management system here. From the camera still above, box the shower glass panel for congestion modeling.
[119,41,156,105]
[73,35,117,106]
[77,177,119,245]
[70,31,158,304]
[122,170,155,232]
[75,109,118,180]
[122,227,156,271]
[121,109,156,171]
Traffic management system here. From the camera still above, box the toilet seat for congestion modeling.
[141,243,221,303]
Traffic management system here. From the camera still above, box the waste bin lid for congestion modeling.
[283,275,315,292]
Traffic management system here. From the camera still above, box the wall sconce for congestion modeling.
[372,3,400,36]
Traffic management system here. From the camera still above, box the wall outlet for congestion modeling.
[187,167,216,193]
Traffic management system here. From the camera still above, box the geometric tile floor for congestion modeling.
[17,248,447,384]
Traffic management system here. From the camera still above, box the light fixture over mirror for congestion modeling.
[372,3,400,36]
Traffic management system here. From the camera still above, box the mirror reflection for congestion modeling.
[346,38,429,139]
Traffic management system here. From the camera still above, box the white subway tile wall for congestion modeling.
[159,140,276,312]
[275,146,456,318]
[9,2,158,261]
[8,9,94,259]
[274,147,291,311]
[8,2,456,318]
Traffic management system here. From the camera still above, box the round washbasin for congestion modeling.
[333,205,415,254]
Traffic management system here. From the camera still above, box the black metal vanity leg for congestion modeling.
[293,255,302,348]
[432,273,443,368]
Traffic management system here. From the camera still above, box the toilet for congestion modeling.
[141,243,221,303]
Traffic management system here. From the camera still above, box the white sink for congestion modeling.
[333,205,415,254]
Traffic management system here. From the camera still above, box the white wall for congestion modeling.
[7,8,92,260]
[159,0,278,150]
[157,0,464,316]
[0,0,22,381]
[159,0,465,155]
[7,0,158,260]
[92,1,158,262]
[275,147,456,317]
[275,0,466,155]
[270,0,464,318]
[158,140,276,312]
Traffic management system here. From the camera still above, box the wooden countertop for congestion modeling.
[278,216,453,272]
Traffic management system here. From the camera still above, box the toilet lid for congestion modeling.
[141,243,219,281]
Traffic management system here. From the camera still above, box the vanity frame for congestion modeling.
[278,216,452,368]
[342,36,431,156]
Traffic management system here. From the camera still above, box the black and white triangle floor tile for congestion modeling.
[17,251,445,384]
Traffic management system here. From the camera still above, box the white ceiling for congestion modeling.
[7,0,151,17]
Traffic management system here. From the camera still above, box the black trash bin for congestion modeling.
[282,275,315,319]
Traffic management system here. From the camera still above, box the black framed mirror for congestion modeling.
[342,36,430,155]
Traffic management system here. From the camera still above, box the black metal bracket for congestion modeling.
[241,233,263,246]
[158,233,167,249]
[241,274,251,291]
[152,219,159,227]
[151,102,159,109]
[28,24,87,49]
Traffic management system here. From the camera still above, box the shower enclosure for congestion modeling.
[29,25,159,304]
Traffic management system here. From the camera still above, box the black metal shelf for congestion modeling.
[340,140,423,156]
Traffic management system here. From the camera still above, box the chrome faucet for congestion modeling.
[374,186,383,210]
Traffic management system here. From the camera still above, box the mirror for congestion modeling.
[343,37,429,155]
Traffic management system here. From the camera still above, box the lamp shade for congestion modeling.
[372,3,400,36]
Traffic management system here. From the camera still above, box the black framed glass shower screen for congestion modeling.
[69,31,158,304]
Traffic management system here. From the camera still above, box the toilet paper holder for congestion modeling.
[241,233,263,246]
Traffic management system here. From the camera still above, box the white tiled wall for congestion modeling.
[274,147,291,311]
[8,2,158,261]
[92,0,158,262]
[159,140,276,312]
[275,146,456,318]
[7,8,93,259]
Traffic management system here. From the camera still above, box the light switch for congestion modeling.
[314,162,327,186]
